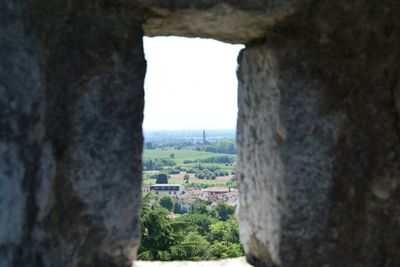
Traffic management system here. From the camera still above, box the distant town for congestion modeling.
[143,184,238,213]
[139,130,243,261]
[142,129,238,212]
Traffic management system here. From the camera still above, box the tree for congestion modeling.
[170,153,175,158]
[174,202,183,214]
[138,196,244,261]
[139,207,175,260]
[145,142,153,149]
[143,159,153,170]
[156,173,169,184]
[208,208,218,219]
[215,201,235,221]
[209,241,243,259]
[174,232,210,260]
[139,203,196,261]
[209,218,240,243]
[190,202,209,215]
[178,213,217,235]
[141,191,156,214]
[209,221,226,241]
[159,195,174,211]
[224,217,241,243]
[184,173,190,183]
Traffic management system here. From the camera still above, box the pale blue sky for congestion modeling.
[143,36,244,131]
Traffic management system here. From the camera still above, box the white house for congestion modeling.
[149,184,185,196]
[175,195,203,213]
[177,198,197,213]
[142,185,151,196]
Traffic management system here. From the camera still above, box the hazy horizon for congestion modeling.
[144,128,236,141]
[144,128,236,132]
[143,127,236,132]
[143,36,244,131]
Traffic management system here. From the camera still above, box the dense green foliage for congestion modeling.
[143,158,176,171]
[183,174,190,183]
[143,150,235,179]
[143,146,235,188]
[183,155,234,164]
[143,149,231,164]
[202,140,236,155]
[155,173,169,184]
[215,201,235,221]
[139,193,243,261]
[225,175,238,188]
[159,195,174,211]
[185,164,230,179]
[144,139,236,155]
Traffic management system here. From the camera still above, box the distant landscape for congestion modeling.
[144,129,235,142]
[143,129,237,188]
[139,129,243,261]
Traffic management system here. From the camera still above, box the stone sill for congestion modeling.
[134,257,253,267]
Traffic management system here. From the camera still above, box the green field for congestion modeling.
[143,149,236,188]
[142,176,228,186]
[143,149,233,164]
[180,162,233,171]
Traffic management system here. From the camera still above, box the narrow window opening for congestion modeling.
[139,36,244,262]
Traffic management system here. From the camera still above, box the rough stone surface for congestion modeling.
[0,0,46,265]
[2,1,146,267]
[38,2,146,267]
[237,1,400,266]
[237,42,342,267]
[2,0,400,267]
[138,0,310,44]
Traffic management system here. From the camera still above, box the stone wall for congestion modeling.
[1,1,145,266]
[1,0,400,266]
[40,2,145,266]
[237,2,400,266]
[0,1,46,266]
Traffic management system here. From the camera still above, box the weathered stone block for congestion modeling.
[237,2,400,266]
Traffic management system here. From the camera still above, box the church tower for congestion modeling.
[203,129,206,145]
